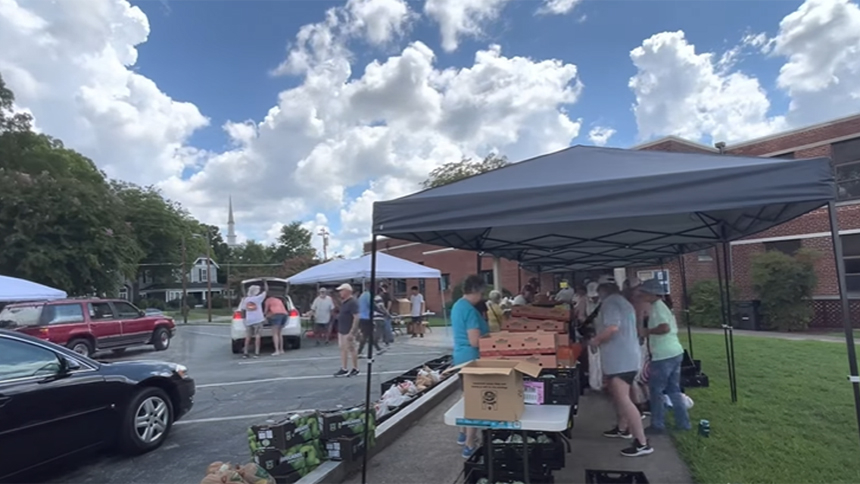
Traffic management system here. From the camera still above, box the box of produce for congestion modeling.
[499,353,559,368]
[323,434,372,462]
[270,463,320,484]
[510,305,570,321]
[478,331,557,356]
[319,406,376,440]
[249,411,321,452]
[524,368,579,406]
[254,440,323,476]
[488,431,566,471]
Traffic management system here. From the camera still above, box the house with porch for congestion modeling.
[119,256,225,306]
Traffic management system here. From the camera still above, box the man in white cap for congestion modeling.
[590,275,653,457]
[334,283,360,377]
[239,284,267,358]
[554,280,575,304]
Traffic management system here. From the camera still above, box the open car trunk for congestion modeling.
[241,278,290,298]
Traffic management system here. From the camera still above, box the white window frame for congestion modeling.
[637,269,671,294]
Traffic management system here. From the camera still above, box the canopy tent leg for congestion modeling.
[827,201,860,446]
[721,242,738,403]
[678,254,694,359]
[714,244,737,403]
[440,286,450,336]
[361,235,378,484]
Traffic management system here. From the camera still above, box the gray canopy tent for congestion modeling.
[362,145,860,468]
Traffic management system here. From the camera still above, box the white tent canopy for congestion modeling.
[0,275,67,302]
[288,252,441,285]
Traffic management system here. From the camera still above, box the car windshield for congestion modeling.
[0,305,43,328]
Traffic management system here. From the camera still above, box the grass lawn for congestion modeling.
[675,333,860,483]
[164,307,233,320]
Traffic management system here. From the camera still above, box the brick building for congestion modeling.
[365,114,860,327]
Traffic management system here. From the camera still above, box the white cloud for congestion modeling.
[588,126,615,146]
[0,0,209,185]
[423,0,510,52]
[628,30,786,144]
[538,0,582,15]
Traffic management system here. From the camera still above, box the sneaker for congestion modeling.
[333,369,349,377]
[462,445,477,458]
[348,368,360,377]
[242,354,249,359]
[457,432,467,446]
[644,426,665,436]
[358,354,366,359]
[621,439,654,457]
[602,427,632,439]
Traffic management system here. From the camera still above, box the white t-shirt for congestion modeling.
[240,292,267,326]
[311,296,334,325]
[512,294,528,306]
[410,293,424,317]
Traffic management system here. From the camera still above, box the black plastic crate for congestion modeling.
[465,451,555,484]
[585,470,649,484]
[486,431,566,471]
[681,372,709,389]
[524,368,580,406]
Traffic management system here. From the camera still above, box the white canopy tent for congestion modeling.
[288,252,441,284]
[0,275,67,302]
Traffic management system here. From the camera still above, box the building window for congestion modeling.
[440,274,451,291]
[842,234,860,293]
[764,239,801,255]
[479,270,493,286]
[394,280,407,295]
[637,269,671,294]
[697,249,713,261]
[199,268,208,282]
[833,137,860,202]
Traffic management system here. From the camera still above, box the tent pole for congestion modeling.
[721,242,738,403]
[714,244,735,402]
[361,235,378,484]
[441,286,450,336]
[678,254,694,359]
[827,201,860,446]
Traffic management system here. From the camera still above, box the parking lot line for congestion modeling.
[175,409,314,426]
[236,351,443,365]
[182,329,227,338]
[196,370,405,388]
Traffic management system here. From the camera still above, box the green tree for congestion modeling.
[233,240,276,265]
[272,222,316,262]
[421,153,509,189]
[751,249,819,331]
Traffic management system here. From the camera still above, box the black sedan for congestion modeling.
[0,329,195,483]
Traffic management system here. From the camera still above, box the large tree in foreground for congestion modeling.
[421,153,510,189]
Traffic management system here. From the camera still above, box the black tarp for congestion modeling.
[372,145,835,268]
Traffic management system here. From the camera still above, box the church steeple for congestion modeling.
[227,196,237,247]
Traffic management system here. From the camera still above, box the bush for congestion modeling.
[751,249,819,331]
[145,298,166,310]
[689,279,739,328]
[166,298,182,310]
[209,295,227,309]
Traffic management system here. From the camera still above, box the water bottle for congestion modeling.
[698,419,710,438]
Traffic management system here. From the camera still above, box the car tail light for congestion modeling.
[233,311,242,320]
[289,309,299,318]
[38,328,49,339]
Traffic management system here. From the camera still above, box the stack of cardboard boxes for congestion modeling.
[248,407,376,483]
[479,304,578,368]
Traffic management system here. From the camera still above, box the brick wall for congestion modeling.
[726,116,860,156]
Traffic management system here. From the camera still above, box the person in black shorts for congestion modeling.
[333,283,360,377]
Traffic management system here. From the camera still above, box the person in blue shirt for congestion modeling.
[357,288,383,356]
[451,274,490,458]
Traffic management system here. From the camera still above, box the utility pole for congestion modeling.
[181,237,188,325]
[206,228,213,323]
[318,228,330,260]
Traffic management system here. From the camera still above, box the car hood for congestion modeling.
[96,359,185,380]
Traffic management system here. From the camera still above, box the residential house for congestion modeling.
[119,256,225,306]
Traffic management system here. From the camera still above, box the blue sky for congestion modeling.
[130,0,799,153]
[4,0,857,256]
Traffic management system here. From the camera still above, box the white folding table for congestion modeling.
[444,398,572,484]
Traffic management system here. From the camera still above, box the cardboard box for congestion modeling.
[249,411,321,451]
[510,305,570,321]
[556,345,577,367]
[323,435,369,462]
[534,319,568,333]
[479,331,557,356]
[319,406,376,439]
[458,359,542,421]
[500,318,536,332]
[523,380,545,405]
[254,440,322,475]
[396,298,411,316]
[499,353,559,368]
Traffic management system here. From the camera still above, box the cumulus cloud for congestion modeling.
[423,0,510,52]
[588,126,615,146]
[538,0,582,15]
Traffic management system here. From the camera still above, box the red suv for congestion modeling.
[0,298,176,358]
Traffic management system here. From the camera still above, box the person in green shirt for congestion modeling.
[637,279,691,434]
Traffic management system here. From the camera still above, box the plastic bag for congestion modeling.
[663,393,694,409]
[418,366,441,383]
[588,346,603,391]
[398,380,418,396]
[237,463,276,484]
[376,385,411,418]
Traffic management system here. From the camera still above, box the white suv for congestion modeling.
[230,277,302,353]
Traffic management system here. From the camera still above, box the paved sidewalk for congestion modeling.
[343,388,692,484]
[400,329,452,349]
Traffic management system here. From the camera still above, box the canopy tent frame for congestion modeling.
[0,275,67,302]
[365,145,860,468]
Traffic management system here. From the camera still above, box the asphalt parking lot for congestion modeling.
[43,325,450,484]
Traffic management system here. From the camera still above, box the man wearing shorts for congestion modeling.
[334,283,360,377]
[409,285,425,338]
[590,275,653,457]
[239,285,267,358]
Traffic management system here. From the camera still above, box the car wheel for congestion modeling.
[68,338,94,358]
[231,339,243,354]
[152,327,170,351]
[119,387,174,455]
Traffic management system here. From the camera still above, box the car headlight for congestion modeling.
[173,364,190,379]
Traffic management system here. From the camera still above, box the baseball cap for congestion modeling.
[586,281,599,298]
[335,283,353,292]
[638,278,668,296]
[597,275,616,286]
